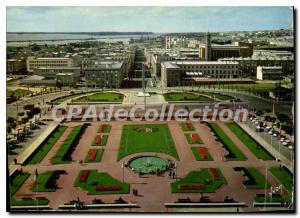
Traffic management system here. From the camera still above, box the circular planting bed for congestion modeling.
[128,156,170,174]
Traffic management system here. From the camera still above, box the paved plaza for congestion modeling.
[10,120,290,212]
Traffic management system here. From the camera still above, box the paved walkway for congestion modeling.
[10,121,288,212]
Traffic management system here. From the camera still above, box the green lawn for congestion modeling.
[170,168,227,193]
[31,171,61,192]
[84,149,104,163]
[254,195,290,203]
[52,93,87,104]
[10,171,30,196]
[11,198,49,206]
[98,124,111,133]
[242,168,270,189]
[74,170,130,195]
[269,167,293,192]
[51,125,84,164]
[211,83,276,94]
[185,133,203,144]
[199,92,234,101]
[7,89,33,97]
[164,92,212,102]
[26,126,68,165]
[209,123,247,161]
[73,92,124,103]
[191,147,213,161]
[226,123,274,160]
[118,124,179,161]
[180,122,195,131]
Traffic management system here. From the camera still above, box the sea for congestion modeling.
[6,33,160,47]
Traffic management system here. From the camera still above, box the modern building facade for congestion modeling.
[33,67,81,81]
[26,57,73,73]
[257,66,283,80]
[161,61,239,87]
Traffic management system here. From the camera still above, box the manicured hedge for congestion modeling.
[209,123,247,161]
[10,171,30,196]
[31,171,62,192]
[51,124,88,164]
[226,123,274,160]
[241,167,270,189]
[25,126,68,165]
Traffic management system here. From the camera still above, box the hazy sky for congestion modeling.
[7,6,293,33]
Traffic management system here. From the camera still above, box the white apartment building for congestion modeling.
[161,61,239,87]
[26,57,73,73]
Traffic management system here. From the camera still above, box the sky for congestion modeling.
[7,6,293,33]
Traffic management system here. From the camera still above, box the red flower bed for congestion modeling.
[100,125,107,133]
[88,149,97,161]
[95,135,102,145]
[191,134,200,143]
[179,184,205,190]
[197,147,208,159]
[209,168,220,180]
[95,185,121,191]
[80,170,90,182]
[185,123,192,130]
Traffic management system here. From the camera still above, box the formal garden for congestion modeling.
[209,123,247,161]
[191,147,213,161]
[170,168,227,193]
[72,92,124,103]
[25,126,68,165]
[118,124,179,160]
[74,170,130,195]
[163,92,213,102]
[226,123,274,160]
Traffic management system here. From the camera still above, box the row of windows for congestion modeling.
[181,65,238,69]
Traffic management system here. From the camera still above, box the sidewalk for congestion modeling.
[15,122,60,165]
[236,122,293,172]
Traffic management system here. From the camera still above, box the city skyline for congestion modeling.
[7,6,293,33]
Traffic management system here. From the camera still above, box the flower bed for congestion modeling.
[95,185,121,191]
[191,134,200,143]
[98,124,111,133]
[198,147,208,159]
[88,149,98,161]
[209,168,220,180]
[185,123,192,130]
[80,170,90,182]
[179,184,205,190]
[180,122,195,131]
[95,135,102,145]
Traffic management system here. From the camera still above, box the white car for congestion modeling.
[288,145,294,150]
[272,133,277,137]
[268,130,273,135]
[280,138,285,142]
[265,126,272,132]
[282,141,289,146]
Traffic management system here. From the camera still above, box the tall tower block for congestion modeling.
[165,36,171,49]
[205,32,212,61]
